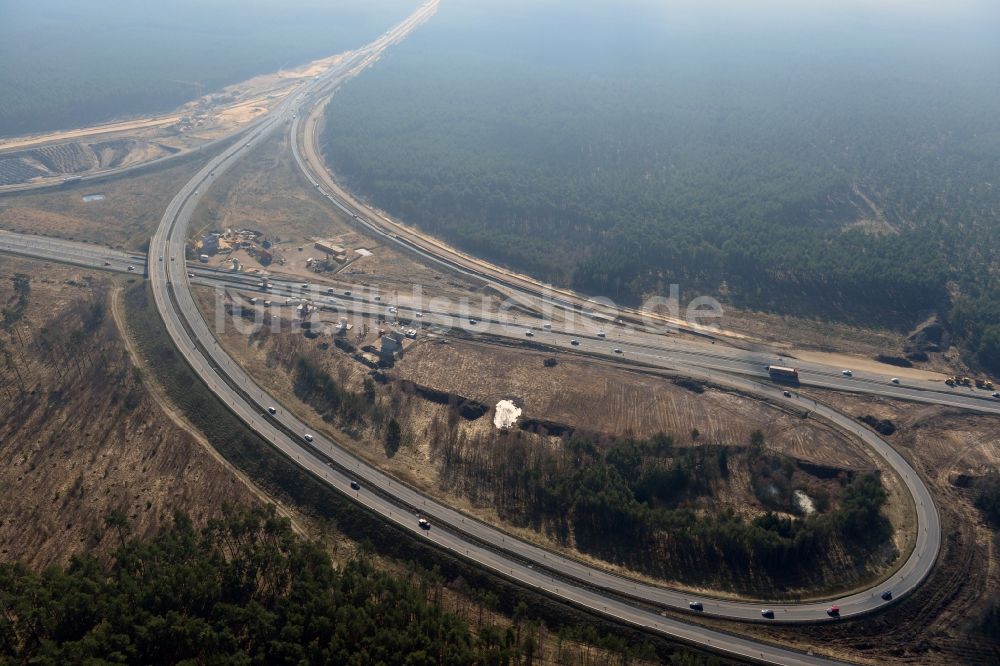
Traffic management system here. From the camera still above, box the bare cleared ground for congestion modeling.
[722,304,966,377]
[0,257,260,568]
[0,117,186,153]
[0,54,347,189]
[188,129,486,303]
[397,338,872,470]
[0,155,208,251]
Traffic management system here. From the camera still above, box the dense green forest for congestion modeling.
[974,476,1000,642]
[0,506,584,664]
[976,474,1000,528]
[430,421,892,593]
[0,506,472,662]
[322,0,1000,370]
[0,0,413,136]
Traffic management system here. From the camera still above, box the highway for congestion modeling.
[5,228,998,420]
[0,2,966,661]
[0,229,145,273]
[136,4,861,664]
[0,222,964,639]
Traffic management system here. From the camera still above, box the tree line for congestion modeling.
[1,506,473,662]
[429,422,891,593]
[0,506,560,664]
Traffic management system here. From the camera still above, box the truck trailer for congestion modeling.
[767,365,799,382]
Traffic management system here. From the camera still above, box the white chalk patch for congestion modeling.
[794,489,816,515]
[494,400,522,429]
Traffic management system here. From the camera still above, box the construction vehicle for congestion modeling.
[976,379,995,390]
[945,377,955,387]
[960,377,973,387]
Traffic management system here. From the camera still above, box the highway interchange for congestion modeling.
[0,2,993,663]
[0,201,981,664]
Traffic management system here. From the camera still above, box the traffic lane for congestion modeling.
[785,392,940,615]
[278,278,982,409]
[0,231,129,256]
[203,275,1000,418]
[468,324,1000,415]
[0,240,139,273]
[571,324,971,402]
[0,234,138,264]
[196,263,985,407]
[501,326,1000,410]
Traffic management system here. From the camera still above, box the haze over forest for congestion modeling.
[0,0,413,136]
[320,0,1000,370]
